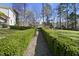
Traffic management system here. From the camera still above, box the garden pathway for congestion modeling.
[23,30,52,56]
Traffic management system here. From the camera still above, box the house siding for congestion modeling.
[8,9,16,25]
[0,7,16,26]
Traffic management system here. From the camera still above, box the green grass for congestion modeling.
[42,29,79,56]
[0,28,35,56]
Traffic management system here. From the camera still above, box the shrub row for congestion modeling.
[42,29,79,56]
[10,26,31,30]
[0,29,35,56]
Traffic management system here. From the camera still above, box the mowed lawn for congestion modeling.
[0,28,35,56]
[42,29,79,55]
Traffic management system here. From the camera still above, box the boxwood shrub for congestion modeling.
[10,26,31,30]
[0,29,35,56]
[42,29,79,56]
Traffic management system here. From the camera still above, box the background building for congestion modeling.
[0,6,16,27]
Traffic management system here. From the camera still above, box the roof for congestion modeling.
[0,16,7,20]
[0,6,16,16]
[0,11,5,16]
[0,11,9,20]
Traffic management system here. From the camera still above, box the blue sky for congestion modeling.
[0,3,12,7]
[0,3,58,13]
[0,3,58,19]
[27,3,59,20]
[1,3,79,15]
[0,3,79,23]
[0,3,58,9]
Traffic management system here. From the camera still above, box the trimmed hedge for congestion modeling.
[0,29,35,56]
[10,26,31,30]
[42,29,79,56]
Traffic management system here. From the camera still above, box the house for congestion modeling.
[0,11,9,27]
[0,6,16,27]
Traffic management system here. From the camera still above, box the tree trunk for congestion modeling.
[42,3,44,22]
[66,4,68,29]
[46,16,49,25]
[74,4,76,30]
